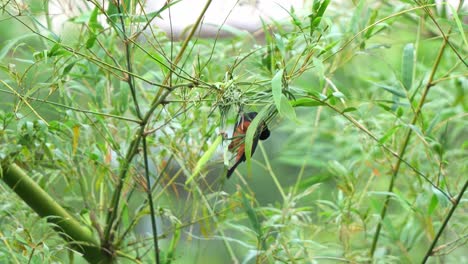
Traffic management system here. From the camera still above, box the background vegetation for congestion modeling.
[0,0,466,263]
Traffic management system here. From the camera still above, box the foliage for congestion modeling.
[0,0,467,263]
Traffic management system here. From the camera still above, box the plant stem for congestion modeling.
[421,180,468,263]
[142,137,161,263]
[369,12,452,258]
[1,164,108,263]
[103,0,214,259]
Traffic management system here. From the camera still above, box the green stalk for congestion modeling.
[1,163,109,263]
[369,13,453,258]
[421,180,468,263]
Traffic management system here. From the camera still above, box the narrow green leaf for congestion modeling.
[291,97,323,107]
[349,0,366,34]
[309,0,329,34]
[86,33,97,49]
[378,125,401,144]
[332,91,345,98]
[313,0,321,12]
[300,174,330,188]
[328,160,348,176]
[88,7,102,33]
[427,194,439,215]
[407,124,424,139]
[47,43,67,57]
[279,95,296,120]
[342,107,357,113]
[0,34,34,60]
[106,0,120,25]
[186,135,222,184]
[426,114,440,136]
[401,43,414,91]
[95,83,104,108]
[312,17,322,28]
[85,8,103,49]
[448,5,468,49]
[364,10,379,39]
[289,7,302,28]
[431,186,450,208]
[396,106,404,117]
[316,0,330,18]
[241,192,262,237]
[375,83,406,98]
[62,62,76,76]
[272,69,284,112]
[245,108,269,168]
[274,34,285,57]
[319,40,340,55]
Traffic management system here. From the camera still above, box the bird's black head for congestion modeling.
[244,112,258,121]
[259,126,270,140]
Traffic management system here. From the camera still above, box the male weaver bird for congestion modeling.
[226,112,270,178]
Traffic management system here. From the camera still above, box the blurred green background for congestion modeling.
[0,0,467,263]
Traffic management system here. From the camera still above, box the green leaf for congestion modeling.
[426,114,440,136]
[118,86,129,114]
[407,124,424,139]
[244,108,269,168]
[312,17,322,28]
[186,135,222,184]
[332,91,345,98]
[272,69,284,112]
[88,7,103,33]
[0,34,34,60]
[396,106,404,117]
[378,125,401,144]
[316,0,330,18]
[62,62,76,76]
[349,0,367,34]
[342,107,357,113]
[47,43,68,57]
[274,34,285,57]
[431,186,450,208]
[319,40,340,55]
[106,0,128,26]
[86,8,103,49]
[309,0,330,34]
[364,10,379,39]
[291,97,323,107]
[289,7,302,28]
[373,82,406,98]
[427,194,439,215]
[328,160,348,176]
[300,174,330,188]
[401,43,414,91]
[448,5,468,49]
[241,192,262,237]
[86,33,97,49]
[279,95,296,120]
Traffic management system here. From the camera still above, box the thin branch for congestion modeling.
[0,89,141,123]
[116,0,142,120]
[421,180,468,263]
[369,8,455,257]
[3,9,173,90]
[0,80,49,125]
[142,136,160,263]
[314,98,451,201]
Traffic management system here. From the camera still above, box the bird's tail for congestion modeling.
[226,161,242,179]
